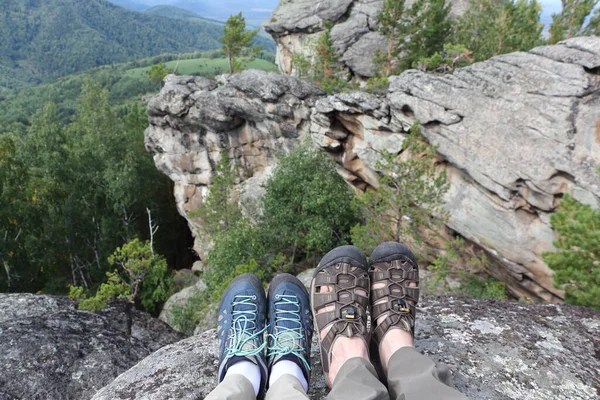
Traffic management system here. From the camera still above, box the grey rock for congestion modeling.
[93,296,600,400]
[342,31,388,77]
[145,38,600,304]
[296,268,315,289]
[265,0,472,78]
[173,268,199,290]
[159,279,208,332]
[0,294,183,400]
[145,70,323,258]
[387,38,600,301]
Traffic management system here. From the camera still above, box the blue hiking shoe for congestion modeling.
[216,273,268,396]
[266,273,313,388]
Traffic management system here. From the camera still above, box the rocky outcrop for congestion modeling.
[264,0,470,78]
[145,72,324,259]
[93,296,600,400]
[159,278,207,331]
[145,38,600,303]
[0,294,183,400]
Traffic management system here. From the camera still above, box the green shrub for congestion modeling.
[351,122,449,254]
[461,276,507,299]
[543,194,600,310]
[261,143,358,262]
[71,239,173,313]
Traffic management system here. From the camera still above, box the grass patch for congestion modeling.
[125,57,277,78]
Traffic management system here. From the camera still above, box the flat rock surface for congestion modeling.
[0,294,183,400]
[93,296,600,400]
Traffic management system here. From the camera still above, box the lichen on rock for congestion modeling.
[93,296,600,400]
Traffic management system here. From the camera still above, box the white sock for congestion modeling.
[226,360,261,397]
[268,360,308,392]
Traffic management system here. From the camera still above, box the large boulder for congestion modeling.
[0,294,183,400]
[159,279,208,331]
[93,296,600,400]
[144,38,600,304]
[264,0,471,78]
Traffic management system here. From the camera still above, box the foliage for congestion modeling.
[366,77,390,94]
[0,81,185,295]
[0,51,276,131]
[71,270,131,312]
[416,44,474,72]
[543,194,600,310]
[188,149,242,237]
[290,22,350,93]
[221,13,262,74]
[147,63,169,88]
[108,239,173,313]
[261,144,358,263]
[549,0,600,43]
[351,122,450,254]
[375,0,452,76]
[461,276,507,299]
[0,0,230,91]
[454,0,543,62]
[172,144,358,333]
[71,239,173,313]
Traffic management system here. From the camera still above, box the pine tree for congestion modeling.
[221,13,262,74]
[404,0,452,69]
[454,0,543,61]
[375,0,452,76]
[189,149,242,237]
[351,123,450,254]
[543,194,600,310]
[376,0,409,77]
[549,0,599,44]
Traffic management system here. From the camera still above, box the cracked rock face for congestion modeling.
[264,0,470,78]
[0,294,183,400]
[93,296,600,400]
[145,38,600,303]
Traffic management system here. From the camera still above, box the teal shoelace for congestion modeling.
[225,295,266,358]
[268,294,310,371]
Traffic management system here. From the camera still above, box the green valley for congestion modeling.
[0,0,274,91]
[0,51,277,131]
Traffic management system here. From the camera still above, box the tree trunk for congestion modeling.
[125,301,133,337]
[228,52,233,74]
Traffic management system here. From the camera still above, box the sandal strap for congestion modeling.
[312,262,370,375]
[369,257,419,347]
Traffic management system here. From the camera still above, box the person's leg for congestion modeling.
[386,347,467,400]
[206,374,256,400]
[311,246,389,400]
[326,357,389,400]
[265,374,310,400]
[369,242,467,400]
[207,273,268,400]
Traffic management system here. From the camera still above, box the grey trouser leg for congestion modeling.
[265,374,310,400]
[205,374,256,400]
[326,357,390,400]
[387,347,468,400]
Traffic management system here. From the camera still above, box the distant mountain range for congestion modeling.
[107,0,279,23]
[0,0,274,91]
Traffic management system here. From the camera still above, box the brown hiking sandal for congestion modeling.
[310,245,370,387]
[369,242,420,376]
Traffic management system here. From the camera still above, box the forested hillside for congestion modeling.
[144,5,219,22]
[0,0,273,91]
